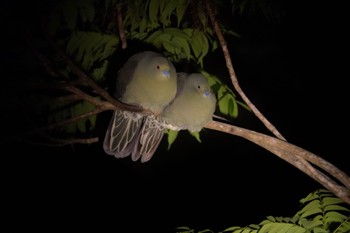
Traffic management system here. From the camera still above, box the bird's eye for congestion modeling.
[197,85,201,89]
[156,65,160,69]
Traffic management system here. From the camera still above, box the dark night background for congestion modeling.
[1,1,349,232]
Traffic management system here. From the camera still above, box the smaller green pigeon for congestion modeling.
[133,72,217,162]
[161,72,217,132]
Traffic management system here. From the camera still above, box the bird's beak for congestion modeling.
[162,70,171,78]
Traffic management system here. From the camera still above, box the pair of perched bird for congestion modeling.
[103,51,217,162]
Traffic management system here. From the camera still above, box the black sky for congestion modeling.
[2,1,349,232]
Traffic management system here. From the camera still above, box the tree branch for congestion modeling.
[205,120,350,204]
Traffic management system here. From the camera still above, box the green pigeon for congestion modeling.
[103,51,177,162]
[161,72,217,132]
[133,72,217,162]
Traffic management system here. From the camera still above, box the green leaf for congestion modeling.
[312,227,328,233]
[259,219,273,225]
[176,0,190,27]
[162,41,175,54]
[299,189,324,204]
[240,229,255,233]
[336,219,350,233]
[130,14,141,32]
[198,11,207,28]
[99,36,118,61]
[89,115,97,129]
[212,40,219,51]
[176,226,194,232]
[92,60,109,81]
[299,207,322,219]
[259,223,305,233]
[198,229,214,233]
[151,33,172,49]
[144,30,163,44]
[166,129,179,150]
[221,226,243,232]
[139,16,147,33]
[189,131,201,143]
[324,211,348,224]
[196,32,209,67]
[72,102,86,133]
[304,219,323,230]
[171,36,191,60]
[228,97,238,118]
[248,224,260,229]
[77,118,87,133]
[322,197,345,206]
[324,204,350,212]
[163,27,189,39]
[190,29,209,67]
[66,100,97,133]
[66,31,80,54]
[66,32,118,72]
[217,86,238,117]
[288,226,307,233]
[298,199,322,216]
[159,0,166,12]
[160,0,177,26]
[192,30,203,55]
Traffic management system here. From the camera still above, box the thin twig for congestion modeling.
[45,34,141,113]
[61,84,115,109]
[116,3,127,49]
[21,106,110,139]
[204,0,286,141]
[20,134,99,147]
[25,34,60,78]
[52,94,82,105]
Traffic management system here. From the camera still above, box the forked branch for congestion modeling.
[203,0,350,204]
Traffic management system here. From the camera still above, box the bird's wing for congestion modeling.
[103,110,144,158]
[131,115,165,163]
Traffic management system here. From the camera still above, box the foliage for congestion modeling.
[5,0,285,145]
[176,189,350,233]
[14,0,259,144]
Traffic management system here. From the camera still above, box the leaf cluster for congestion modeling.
[176,189,350,233]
